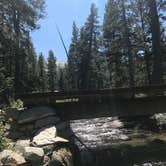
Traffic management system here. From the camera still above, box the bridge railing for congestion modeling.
[14,84,166,119]
[16,84,166,106]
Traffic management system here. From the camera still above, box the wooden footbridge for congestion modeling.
[16,85,166,120]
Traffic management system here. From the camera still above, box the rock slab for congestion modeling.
[24,147,44,164]
[0,150,26,165]
[51,147,73,166]
[15,139,30,154]
[18,107,56,124]
[32,126,57,146]
[35,116,60,129]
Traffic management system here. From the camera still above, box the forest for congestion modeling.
[0,0,166,102]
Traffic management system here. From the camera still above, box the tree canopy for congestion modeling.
[0,0,166,103]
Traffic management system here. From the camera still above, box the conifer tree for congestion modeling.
[47,50,57,92]
[68,22,79,90]
[120,0,134,87]
[38,53,47,92]
[58,68,66,91]
[24,40,38,92]
[103,0,127,87]
[77,27,88,89]
[0,0,45,94]
[129,0,152,85]
[58,64,70,91]
[77,3,110,89]
[148,0,163,84]
[84,3,100,89]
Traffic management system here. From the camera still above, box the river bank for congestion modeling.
[1,107,166,166]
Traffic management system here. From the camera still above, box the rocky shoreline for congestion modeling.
[0,107,81,166]
[1,107,166,166]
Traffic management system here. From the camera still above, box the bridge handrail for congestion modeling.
[16,84,166,100]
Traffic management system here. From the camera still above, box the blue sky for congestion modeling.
[31,0,107,62]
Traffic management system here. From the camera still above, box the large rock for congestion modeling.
[0,150,26,165]
[18,124,34,135]
[32,126,57,146]
[15,139,30,154]
[152,113,166,129]
[43,155,51,166]
[119,134,130,141]
[42,137,69,154]
[56,122,74,139]
[56,121,69,131]
[18,107,56,124]
[51,147,73,166]
[110,119,124,129]
[24,147,44,164]
[35,116,60,129]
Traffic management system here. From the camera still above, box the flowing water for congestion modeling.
[70,117,166,166]
[70,117,127,149]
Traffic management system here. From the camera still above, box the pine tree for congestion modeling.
[58,68,66,91]
[130,0,152,85]
[84,3,100,89]
[148,0,163,84]
[77,27,88,89]
[38,53,47,92]
[90,51,110,89]
[47,50,57,92]
[77,3,109,90]
[57,64,69,91]
[68,22,79,90]
[26,40,38,92]
[0,0,45,92]
[103,0,127,88]
[120,0,134,87]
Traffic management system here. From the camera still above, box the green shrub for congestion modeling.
[9,99,24,110]
[0,109,10,151]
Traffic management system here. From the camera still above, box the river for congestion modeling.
[70,116,166,166]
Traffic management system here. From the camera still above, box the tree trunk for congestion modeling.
[121,0,134,87]
[148,0,162,84]
[138,0,151,84]
[13,8,20,93]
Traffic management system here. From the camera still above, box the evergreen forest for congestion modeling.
[0,0,166,103]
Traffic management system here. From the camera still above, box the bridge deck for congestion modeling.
[16,84,166,120]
